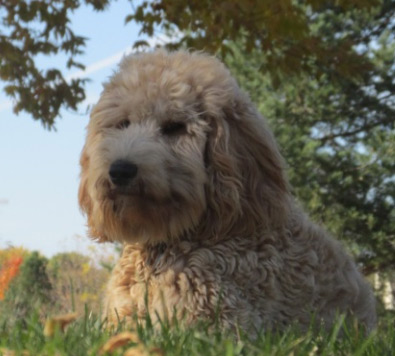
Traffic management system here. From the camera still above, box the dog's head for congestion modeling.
[79,50,290,244]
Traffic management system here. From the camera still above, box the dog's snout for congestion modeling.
[109,160,138,186]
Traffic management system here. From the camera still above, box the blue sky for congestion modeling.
[0,0,151,256]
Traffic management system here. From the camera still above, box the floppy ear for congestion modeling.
[201,92,290,239]
[78,148,110,242]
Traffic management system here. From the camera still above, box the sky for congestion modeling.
[0,0,154,256]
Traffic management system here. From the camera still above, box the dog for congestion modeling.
[78,50,376,332]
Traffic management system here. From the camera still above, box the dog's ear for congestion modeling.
[78,148,110,242]
[202,92,290,239]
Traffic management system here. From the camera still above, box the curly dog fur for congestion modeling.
[79,50,376,332]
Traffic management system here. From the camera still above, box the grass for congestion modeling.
[0,310,394,356]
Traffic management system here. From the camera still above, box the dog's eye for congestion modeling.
[161,121,187,136]
[116,119,130,130]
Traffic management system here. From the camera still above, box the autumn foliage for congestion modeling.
[0,246,112,324]
[0,248,27,300]
[0,256,23,300]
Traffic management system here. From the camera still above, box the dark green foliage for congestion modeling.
[1,251,53,322]
[224,2,395,274]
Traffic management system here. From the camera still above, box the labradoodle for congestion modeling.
[79,50,376,332]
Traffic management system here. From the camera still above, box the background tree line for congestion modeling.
[0,247,110,324]
[1,0,394,274]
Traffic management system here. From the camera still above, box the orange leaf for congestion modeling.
[99,332,140,355]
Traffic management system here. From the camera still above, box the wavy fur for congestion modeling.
[79,50,376,332]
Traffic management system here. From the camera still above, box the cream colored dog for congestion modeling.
[79,50,376,332]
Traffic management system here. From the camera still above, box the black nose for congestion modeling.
[109,160,138,187]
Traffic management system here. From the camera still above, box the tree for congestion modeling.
[0,251,53,322]
[1,0,393,273]
[0,247,29,300]
[224,3,394,274]
[0,256,23,300]
[0,0,386,127]
[47,252,110,315]
[0,0,111,127]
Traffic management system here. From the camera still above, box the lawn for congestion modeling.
[1,310,394,356]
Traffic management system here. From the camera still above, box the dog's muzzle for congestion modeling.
[109,160,138,187]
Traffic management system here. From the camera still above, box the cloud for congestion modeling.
[66,33,174,82]
[66,47,134,81]
[0,199,9,205]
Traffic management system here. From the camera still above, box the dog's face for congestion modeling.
[80,86,210,243]
[79,51,289,244]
